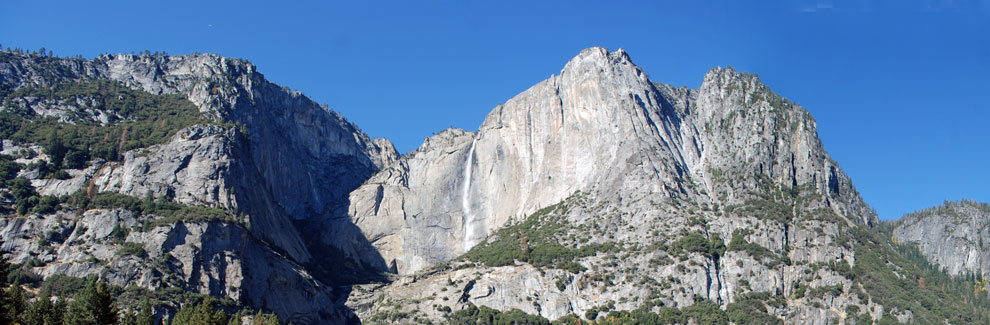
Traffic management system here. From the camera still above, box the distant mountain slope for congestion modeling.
[893,199,990,276]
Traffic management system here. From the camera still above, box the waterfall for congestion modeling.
[462,139,477,253]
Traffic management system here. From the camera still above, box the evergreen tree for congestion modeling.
[4,281,28,323]
[25,288,52,325]
[252,311,279,325]
[51,297,69,325]
[66,279,117,325]
[0,251,11,325]
[24,288,66,325]
[44,130,67,168]
[172,297,229,325]
[141,191,155,215]
[120,309,137,325]
[136,298,155,325]
[0,291,7,325]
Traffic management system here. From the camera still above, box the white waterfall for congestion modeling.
[462,139,477,252]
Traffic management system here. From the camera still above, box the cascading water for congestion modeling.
[462,139,478,253]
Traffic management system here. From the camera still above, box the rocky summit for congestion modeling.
[0,47,988,324]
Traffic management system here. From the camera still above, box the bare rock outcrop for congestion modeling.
[893,200,990,276]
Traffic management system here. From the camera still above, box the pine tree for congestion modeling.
[25,288,52,325]
[0,251,11,325]
[136,298,155,325]
[66,279,118,325]
[120,309,137,325]
[44,130,67,168]
[172,297,229,325]
[141,191,155,215]
[5,281,27,324]
[52,297,69,325]
[24,288,66,325]
[253,311,279,325]
[0,283,6,325]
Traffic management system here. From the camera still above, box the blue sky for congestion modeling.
[1,0,988,220]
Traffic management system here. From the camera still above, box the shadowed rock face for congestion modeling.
[893,200,990,276]
[349,47,875,276]
[0,51,397,323]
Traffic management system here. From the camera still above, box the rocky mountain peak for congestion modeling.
[347,47,878,277]
[555,47,648,95]
[697,66,772,114]
[561,47,636,71]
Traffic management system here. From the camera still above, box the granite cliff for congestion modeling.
[1,47,987,325]
[0,50,396,323]
[345,48,986,324]
[892,200,990,277]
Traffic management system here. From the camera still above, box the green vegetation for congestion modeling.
[725,292,784,324]
[549,296,780,325]
[0,80,205,168]
[672,232,725,261]
[66,190,238,229]
[807,284,842,300]
[849,223,990,323]
[730,177,825,225]
[65,279,118,325]
[463,202,616,273]
[0,154,20,182]
[25,287,68,325]
[118,242,147,258]
[725,229,790,267]
[3,175,52,215]
[0,79,235,216]
[444,296,783,325]
[0,245,280,325]
[899,199,990,225]
[447,304,550,325]
[171,297,232,325]
[1,154,57,214]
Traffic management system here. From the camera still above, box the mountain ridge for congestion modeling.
[0,49,396,323]
[348,46,876,277]
[1,46,986,324]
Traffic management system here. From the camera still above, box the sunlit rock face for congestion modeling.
[349,47,874,276]
[893,200,990,276]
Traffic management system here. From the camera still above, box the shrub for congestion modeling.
[118,242,146,258]
[33,195,60,214]
[446,304,550,325]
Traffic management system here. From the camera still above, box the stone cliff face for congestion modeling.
[1,53,397,261]
[893,200,990,276]
[349,47,874,276]
[4,46,977,324]
[345,47,895,324]
[0,51,397,323]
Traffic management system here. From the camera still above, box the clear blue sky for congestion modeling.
[2,0,988,220]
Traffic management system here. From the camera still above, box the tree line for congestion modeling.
[0,247,279,325]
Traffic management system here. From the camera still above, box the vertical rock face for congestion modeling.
[0,52,397,323]
[893,200,990,276]
[5,46,935,324]
[349,47,874,275]
[1,52,399,261]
